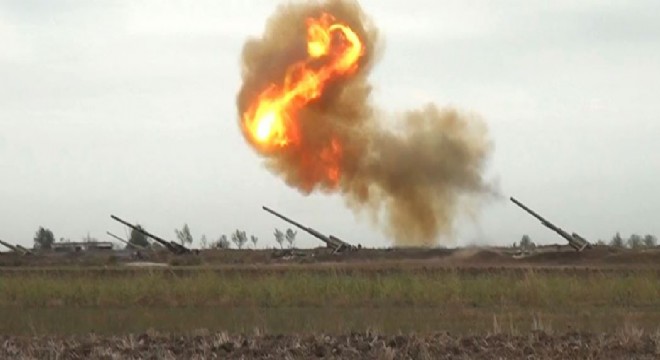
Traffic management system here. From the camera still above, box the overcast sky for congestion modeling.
[1,0,659,249]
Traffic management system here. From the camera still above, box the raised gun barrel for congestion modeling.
[110,215,190,255]
[0,239,19,252]
[262,206,354,253]
[510,197,590,252]
[106,231,148,251]
[16,244,33,254]
[0,238,32,255]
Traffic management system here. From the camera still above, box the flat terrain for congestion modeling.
[2,245,660,269]
[1,246,658,358]
[3,331,660,359]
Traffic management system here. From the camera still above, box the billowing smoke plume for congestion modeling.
[237,0,493,246]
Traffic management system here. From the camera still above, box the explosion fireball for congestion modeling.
[237,0,493,246]
[243,12,363,154]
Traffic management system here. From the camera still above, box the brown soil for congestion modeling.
[2,331,658,359]
[1,246,659,270]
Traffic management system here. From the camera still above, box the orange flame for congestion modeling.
[241,12,364,184]
[319,137,342,185]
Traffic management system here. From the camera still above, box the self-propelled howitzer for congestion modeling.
[262,206,356,254]
[110,215,191,255]
[510,197,591,252]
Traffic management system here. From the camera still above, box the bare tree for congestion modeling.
[250,235,258,249]
[200,234,208,249]
[175,224,194,246]
[231,230,248,249]
[643,234,657,248]
[627,234,643,249]
[274,229,284,249]
[285,228,297,249]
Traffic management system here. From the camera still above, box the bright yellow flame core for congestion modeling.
[242,12,364,151]
[256,112,276,142]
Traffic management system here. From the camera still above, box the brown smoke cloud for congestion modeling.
[237,0,494,246]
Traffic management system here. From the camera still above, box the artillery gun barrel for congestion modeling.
[16,245,32,254]
[262,206,355,253]
[510,196,590,251]
[510,197,547,223]
[110,215,166,244]
[510,197,572,239]
[0,238,19,252]
[0,239,31,255]
[262,206,331,244]
[262,206,313,233]
[110,215,190,254]
[106,231,147,250]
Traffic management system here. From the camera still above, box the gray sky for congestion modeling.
[1,0,659,249]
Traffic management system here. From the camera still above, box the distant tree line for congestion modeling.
[605,232,657,249]
[514,232,658,250]
[27,224,660,252]
[168,223,298,250]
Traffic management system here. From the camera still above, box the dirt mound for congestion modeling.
[449,248,509,264]
[1,331,658,359]
[521,248,660,266]
[523,251,587,264]
[3,246,660,270]
[603,250,660,265]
